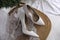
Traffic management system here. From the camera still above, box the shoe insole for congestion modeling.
[27,5,39,22]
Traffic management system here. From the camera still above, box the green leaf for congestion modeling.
[0,0,21,8]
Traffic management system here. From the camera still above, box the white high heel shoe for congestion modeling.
[18,7,39,37]
[23,5,45,25]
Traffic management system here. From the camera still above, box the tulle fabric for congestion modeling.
[6,7,40,40]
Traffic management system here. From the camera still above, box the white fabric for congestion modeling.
[38,0,60,40]
[22,0,60,40]
[0,7,39,40]
[0,0,60,40]
[0,8,9,40]
[30,0,60,40]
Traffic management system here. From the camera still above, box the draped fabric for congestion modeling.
[21,0,60,40]
[5,6,40,40]
[0,0,53,40]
